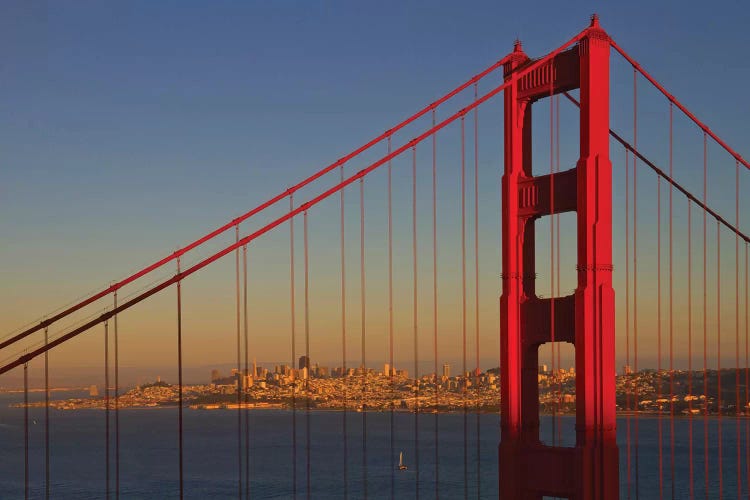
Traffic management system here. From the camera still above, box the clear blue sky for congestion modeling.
[1,1,748,382]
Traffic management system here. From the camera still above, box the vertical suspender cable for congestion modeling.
[290,194,298,500]
[304,212,311,500]
[703,132,709,499]
[688,200,694,500]
[633,67,640,498]
[177,257,184,500]
[735,159,741,500]
[243,244,250,500]
[432,109,439,500]
[387,137,396,495]
[105,316,110,500]
[360,177,368,500]
[497,92,506,499]
[412,146,420,500]
[113,292,120,500]
[658,174,663,500]
[394,136,400,498]
[461,115,468,500]
[235,226,242,499]
[44,326,50,500]
[24,360,29,500]
[341,165,349,500]
[625,147,632,500]
[473,82,481,498]
[717,219,723,499]
[387,135,395,498]
[668,103,675,500]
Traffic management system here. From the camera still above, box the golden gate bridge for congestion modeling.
[1,15,749,499]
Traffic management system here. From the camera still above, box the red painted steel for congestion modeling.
[499,15,619,498]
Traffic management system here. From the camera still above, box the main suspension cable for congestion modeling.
[0,49,521,354]
[4,53,594,376]
[608,38,749,171]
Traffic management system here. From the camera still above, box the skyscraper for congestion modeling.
[442,363,451,378]
[299,355,310,370]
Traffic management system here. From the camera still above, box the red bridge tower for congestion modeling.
[499,16,619,499]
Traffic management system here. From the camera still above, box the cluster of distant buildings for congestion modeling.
[200,356,505,411]
[210,356,420,391]
[38,359,750,416]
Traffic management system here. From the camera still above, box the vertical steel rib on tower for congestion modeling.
[499,15,619,499]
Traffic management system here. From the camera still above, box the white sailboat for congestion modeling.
[398,451,408,471]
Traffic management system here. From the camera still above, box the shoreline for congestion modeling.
[7,402,749,418]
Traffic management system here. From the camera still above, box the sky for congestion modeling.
[1,1,749,386]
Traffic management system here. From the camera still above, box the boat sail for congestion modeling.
[398,451,408,471]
